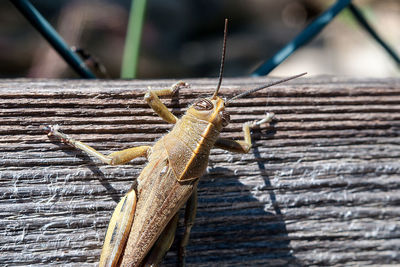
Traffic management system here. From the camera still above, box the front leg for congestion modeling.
[144,81,189,124]
[214,113,274,153]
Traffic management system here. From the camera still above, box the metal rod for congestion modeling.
[10,0,96,78]
[348,3,400,67]
[252,0,351,76]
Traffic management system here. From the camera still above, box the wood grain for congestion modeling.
[1,77,399,266]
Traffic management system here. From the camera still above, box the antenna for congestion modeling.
[212,18,228,99]
[226,72,307,104]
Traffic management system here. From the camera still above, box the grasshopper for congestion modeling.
[43,20,305,267]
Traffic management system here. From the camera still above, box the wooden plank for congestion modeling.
[1,77,399,266]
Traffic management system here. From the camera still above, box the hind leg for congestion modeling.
[99,189,137,267]
[178,189,198,267]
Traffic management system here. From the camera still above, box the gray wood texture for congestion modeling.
[1,77,399,266]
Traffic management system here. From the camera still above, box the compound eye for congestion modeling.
[220,110,230,127]
[193,99,213,111]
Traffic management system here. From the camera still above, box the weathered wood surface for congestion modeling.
[1,77,400,266]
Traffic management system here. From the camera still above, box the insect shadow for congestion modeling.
[47,137,121,203]
[163,124,303,266]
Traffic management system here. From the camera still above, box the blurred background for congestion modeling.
[1,0,399,79]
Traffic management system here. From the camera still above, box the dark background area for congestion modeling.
[0,0,399,79]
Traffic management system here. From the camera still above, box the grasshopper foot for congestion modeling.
[41,124,59,136]
[247,112,275,129]
[41,124,71,144]
[171,81,190,95]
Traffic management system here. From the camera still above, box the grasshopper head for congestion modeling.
[187,97,230,129]
[186,19,230,129]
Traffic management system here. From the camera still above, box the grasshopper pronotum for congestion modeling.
[43,19,305,266]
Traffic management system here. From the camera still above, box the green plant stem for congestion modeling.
[121,0,147,79]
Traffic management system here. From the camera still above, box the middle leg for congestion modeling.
[43,125,151,165]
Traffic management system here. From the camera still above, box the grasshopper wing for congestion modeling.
[99,189,137,267]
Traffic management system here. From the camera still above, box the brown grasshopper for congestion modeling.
[43,20,305,267]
